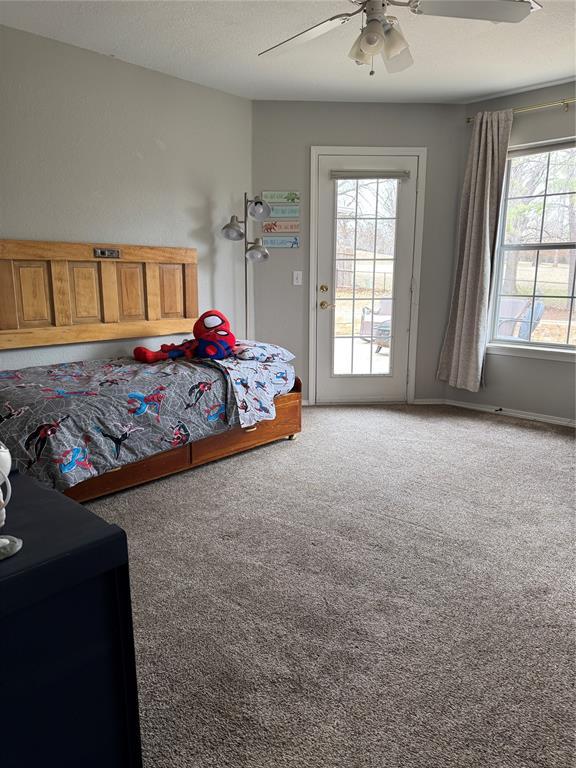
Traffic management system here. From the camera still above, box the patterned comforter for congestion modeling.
[0,351,295,491]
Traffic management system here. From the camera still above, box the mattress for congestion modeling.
[0,354,294,491]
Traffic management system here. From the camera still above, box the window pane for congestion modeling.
[535,249,576,297]
[541,193,576,243]
[352,338,372,374]
[569,304,576,346]
[356,180,378,218]
[351,337,392,375]
[377,180,398,218]
[530,296,571,344]
[504,196,544,244]
[500,250,537,295]
[375,220,396,258]
[371,343,391,374]
[335,260,354,299]
[494,296,532,340]
[547,147,576,194]
[354,260,376,299]
[335,219,355,258]
[336,180,357,218]
[508,152,548,198]
[356,220,376,257]
[334,300,353,336]
[333,338,352,374]
[374,261,394,298]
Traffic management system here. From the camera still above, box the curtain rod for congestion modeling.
[465,97,575,124]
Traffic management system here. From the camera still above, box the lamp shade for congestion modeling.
[221,215,245,241]
[247,197,272,222]
[348,33,372,65]
[359,19,385,54]
[245,238,270,263]
[382,21,409,60]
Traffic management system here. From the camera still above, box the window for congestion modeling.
[491,143,576,349]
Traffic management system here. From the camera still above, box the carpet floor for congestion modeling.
[89,406,575,768]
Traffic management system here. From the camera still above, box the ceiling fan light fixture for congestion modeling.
[348,33,372,65]
[359,19,386,54]
[382,19,410,60]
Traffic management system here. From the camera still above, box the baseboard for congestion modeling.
[414,398,575,428]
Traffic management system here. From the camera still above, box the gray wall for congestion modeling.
[251,101,467,401]
[0,26,252,369]
[252,86,576,419]
[451,82,576,420]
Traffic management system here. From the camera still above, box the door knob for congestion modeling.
[319,300,335,310]
[319,284,329,293]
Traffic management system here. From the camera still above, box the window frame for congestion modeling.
[488,139,576,358]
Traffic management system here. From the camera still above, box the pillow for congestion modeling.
[234,340,295,363]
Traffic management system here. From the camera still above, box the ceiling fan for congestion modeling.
[258,0,541,74]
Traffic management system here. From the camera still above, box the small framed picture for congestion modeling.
[262,191,300,204]
[263,235,300,249]
[262,219,300,234]
[268,205,300,219]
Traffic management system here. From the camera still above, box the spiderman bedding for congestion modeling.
[0,345,295,491]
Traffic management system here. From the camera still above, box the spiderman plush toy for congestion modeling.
[133,310,236,363]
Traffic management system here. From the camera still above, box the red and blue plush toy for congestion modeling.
[134,310,236,364]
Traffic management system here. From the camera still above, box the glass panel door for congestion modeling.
[333,178,398,375]
[315,152,419,404]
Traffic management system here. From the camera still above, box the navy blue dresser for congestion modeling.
[0,473,143,768]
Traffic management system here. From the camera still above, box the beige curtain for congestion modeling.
[437,109,513,392]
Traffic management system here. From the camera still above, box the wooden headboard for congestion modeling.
[0,239,198,350]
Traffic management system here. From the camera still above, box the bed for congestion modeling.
[0,239,302,500]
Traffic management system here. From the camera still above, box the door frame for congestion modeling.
[309,145,427,405]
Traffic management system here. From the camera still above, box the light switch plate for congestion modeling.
[293,270,303,286]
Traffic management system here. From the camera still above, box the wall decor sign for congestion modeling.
[263,235,301,249]
[262,219,300,234]
[262,191,300,204]
[268,204,300,219]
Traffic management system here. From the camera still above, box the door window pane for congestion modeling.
[377,180,398,218]
[331,178,399,375]
[335,219,355,258]
[334,300,353,336]
[336,180,357,218]
[356,180,378,218]
[333,338,352,375]
[356,220,376,257]
[335,260,355,299]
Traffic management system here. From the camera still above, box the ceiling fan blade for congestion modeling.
[382,47,414,73]
[258,7,364,57]
[413,0,534,23]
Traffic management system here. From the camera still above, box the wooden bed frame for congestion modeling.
[0,239,302,501]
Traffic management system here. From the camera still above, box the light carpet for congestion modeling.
[89,406,575,768]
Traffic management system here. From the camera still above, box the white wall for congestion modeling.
[449,82,576,421]
[0,26,252,369]
[251,101,467,401]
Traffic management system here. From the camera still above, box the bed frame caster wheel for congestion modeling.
[287,434,297,441]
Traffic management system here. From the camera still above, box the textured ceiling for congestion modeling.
[0,0,574,102]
